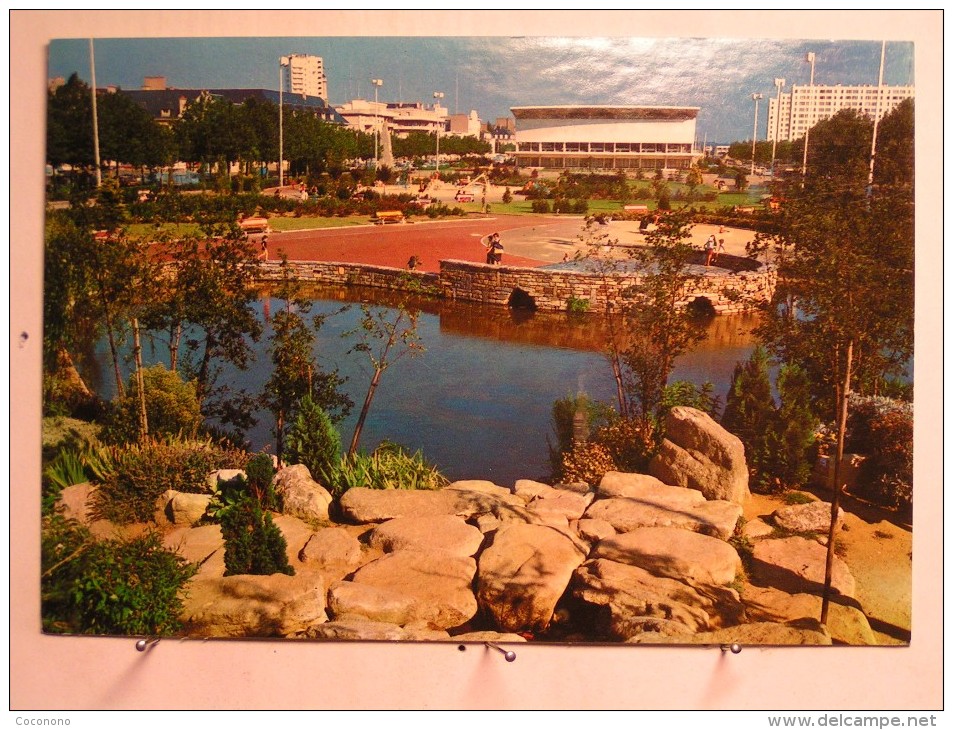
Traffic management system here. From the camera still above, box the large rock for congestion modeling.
[586,472,742,540]
[56,482,95,525]
[772,501,843,534]
[163,524,225,578]
[274,464,333,523]
[742,585,876,645]
[327,580,418,625]
[367,515,485,557]
[271,513,319,568]
[476,523,587,634]
[299,527,366,573]
[572,558,745,639]
[338,486,528,524]
[591,526,742,585]
[349,551,478,630]
[164,490,212,526]
[180,572,327,638]
[514,479,593,525]
[750,536,856,598]
[648,407,750,504]
[636,621,832,646]
[301,618,448,642]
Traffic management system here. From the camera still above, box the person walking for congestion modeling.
[489,232,504,265]
[704,234,716,266]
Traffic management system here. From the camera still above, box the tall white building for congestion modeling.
[282,53,328,101]
[766,84,914,142]
[335,99,448,138]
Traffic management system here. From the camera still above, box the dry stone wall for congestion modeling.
[254,258,776,315]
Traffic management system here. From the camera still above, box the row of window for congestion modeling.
[517,142,692,154]
[516,156,693,170]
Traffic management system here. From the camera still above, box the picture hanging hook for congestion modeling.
[135,638,160,652]
[720,643,742,655]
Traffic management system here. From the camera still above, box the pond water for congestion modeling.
[90,287,762,487]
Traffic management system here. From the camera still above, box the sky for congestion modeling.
[47,35,914,144]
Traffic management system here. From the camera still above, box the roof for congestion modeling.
[510,105,699,121]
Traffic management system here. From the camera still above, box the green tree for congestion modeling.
[284,394,342,484]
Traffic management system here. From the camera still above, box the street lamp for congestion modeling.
[370,78,383,167]
[279,55,290,188]
[801,52,816,176]
[433,91,445,175]
[770,77,785,177]
[750,93,763,176]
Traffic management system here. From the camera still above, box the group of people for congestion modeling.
[485,232,504,264]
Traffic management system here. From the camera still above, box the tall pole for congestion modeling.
[770,78,785,177]
[89,39,101,187]
[279,56,289,188]
[750,93,763,176]
[433,91,445,175]
[868,41,887,191]
[371,78,383,167]
[801,52,816,176]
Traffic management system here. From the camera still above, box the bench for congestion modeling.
[373,210,405,224]
[239,216,270,234]
[623,205,649,213]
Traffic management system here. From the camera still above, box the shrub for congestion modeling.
[284,394,341,485]
[101,365,202,446]
[502,187,513,204]
[855,408,913,512]
[566,296,590,314]
[245,452,277,510]
[591,417,656,474]
[91,437,248,524]
[531,199,551,213]
[325,441,448,498]
[41,514,197,636]
[220,497,294,577]
[559,441,616,486]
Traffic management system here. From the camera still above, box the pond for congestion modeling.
[91,287,762,487]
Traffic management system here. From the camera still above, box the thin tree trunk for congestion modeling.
[169,322,182,372]
[820,338,853,625]
[103,310,124,398]
[349,368,383,457]
[132,317,149,440]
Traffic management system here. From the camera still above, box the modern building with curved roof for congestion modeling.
[511,105,701,172]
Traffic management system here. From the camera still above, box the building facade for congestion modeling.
[281,54,328,101]
[335,99,448,138]
[766,84,914,142]
[511,105,701,171]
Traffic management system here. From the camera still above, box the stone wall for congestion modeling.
[254,259,776,314]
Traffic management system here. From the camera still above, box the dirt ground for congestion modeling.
[743,490,912,645]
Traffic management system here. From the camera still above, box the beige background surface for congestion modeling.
[9,10,943,710]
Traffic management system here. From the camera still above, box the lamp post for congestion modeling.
[433,91,445,175]
[370,78,383,167]
[750,93,763,176]
[801,52,816,176]
[279,56,289,188]
[770,77,785,177]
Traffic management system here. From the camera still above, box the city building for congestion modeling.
[281,53,328,102]
[511,105,701,171]
[335,99,448,138]
[447,110,483,138]
[766,83,914,142]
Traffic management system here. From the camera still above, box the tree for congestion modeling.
[756,104,914,624]
[721,346,776,488]
[345,300,425,456]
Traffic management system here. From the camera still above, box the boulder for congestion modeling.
[475,523,587,634]
[648,406,750,505]
[328,580,418,626]
[447,480,514,497]
[585,473,742,540]
[572,558,745,639]
[772,501,843,534]
[163,523,225,578]
[514,480,593,525]
[338,486,528,525]
[575,518,616,543]
[166,491,212,526]
[207,469,245,494]
[299,527,366,573]
[742,585,876,645]
[180,571,327,638]
[367,515,485,557]
[56,482,95,525]
[271,513,319,568]
[591,526,742,586]
[301,618,448,642]
[274,464,333,523]
[743,518,776,540]
[750,536,856,598]
[349,551,479,631]
[637,621,832,646]
[450,631,528,643]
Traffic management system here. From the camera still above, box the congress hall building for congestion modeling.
[510,105,702,172]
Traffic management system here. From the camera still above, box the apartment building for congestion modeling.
[512,105,701,171]
[766,84,914,142]
[281,53,328,102]
[335,99,449,138]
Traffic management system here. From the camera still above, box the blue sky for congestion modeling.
[48,35,914,143]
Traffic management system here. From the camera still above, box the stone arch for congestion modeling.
[507,287,537,311]
[686,295,717,319]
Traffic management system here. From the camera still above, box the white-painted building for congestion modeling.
[282,54,328,101]
[511,105,701,171]
[766,84,914,142]
[335,99,448,138]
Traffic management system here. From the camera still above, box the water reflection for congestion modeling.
[91,285,762,487]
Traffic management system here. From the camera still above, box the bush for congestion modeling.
[531,199,551,213]
[590,417,656,474]
[284,394,341,485]
[42,514,197,635]
[559,441,616,486]
[101,365,202,446]
[855,407,913,512]
[91,437,248,524]
[325,441,448,498]
[220,497,294,577]
[245,452,277,510]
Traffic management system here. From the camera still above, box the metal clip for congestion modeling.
[485,642,517,662]
[721,643,742,654]
[135,638,160,652]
